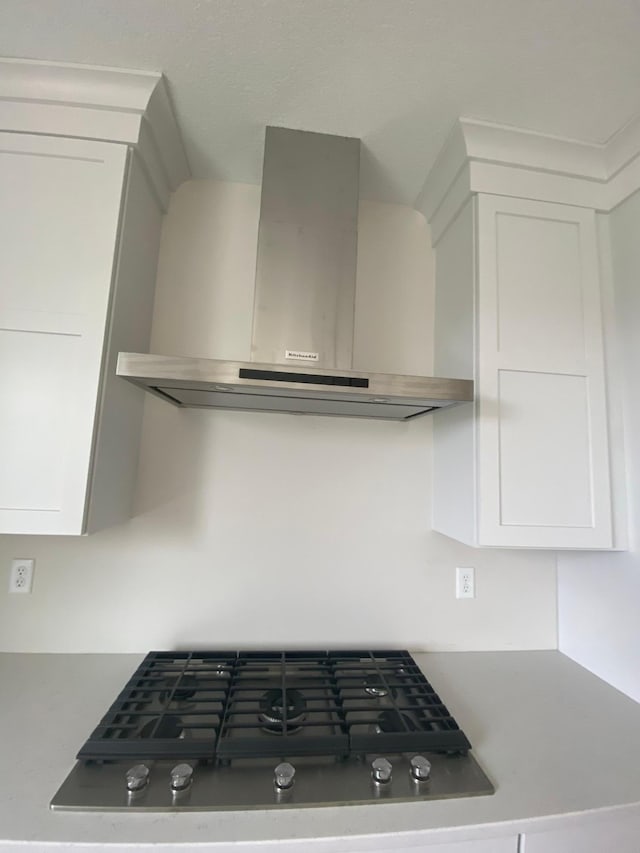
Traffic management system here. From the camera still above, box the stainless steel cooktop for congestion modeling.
[51,649,495,811]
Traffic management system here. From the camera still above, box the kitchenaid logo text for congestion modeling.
[285,350,319,362]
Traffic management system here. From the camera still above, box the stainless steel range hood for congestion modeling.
[117,127,473,421]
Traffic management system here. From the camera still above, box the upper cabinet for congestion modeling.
[1,134,128,534]
[419,119,635,550]
[0,133,164,535]
[432,194,612,548]
[0,60,189,535]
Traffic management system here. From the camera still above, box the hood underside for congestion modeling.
[116,354,473,422]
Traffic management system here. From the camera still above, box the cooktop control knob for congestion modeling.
[170,763,194,791]
[371,757,393,784]
[274,762,296,789]
[410,755,432,781]
[125,764,150,792]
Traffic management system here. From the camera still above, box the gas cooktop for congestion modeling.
[51,649,494,810]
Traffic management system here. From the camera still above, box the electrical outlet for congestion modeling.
[456,567,475,599]
[9,559,35,594]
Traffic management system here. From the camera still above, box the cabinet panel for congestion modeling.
[0,311,103,533]
[1,140,124,317]
[362,837,517,853]
[496,370,592,527]
[433,194,614,549]
[477,195,612,548]
[524,811,640,852]
[495,212,586,366]
[0,325,74,511]
[85,153,163,532]
[432,199,477,547]
[0,134,127,534]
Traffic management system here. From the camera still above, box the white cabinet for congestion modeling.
[523,810,640,852]
[433,194,613,549]
[0,132,162,535]
[368,838,518,853]
[439,842,517,853]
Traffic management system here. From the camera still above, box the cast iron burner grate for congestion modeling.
[77,650,471,761]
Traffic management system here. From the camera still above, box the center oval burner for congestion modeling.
[139,714,183,739]
[259,688,307,734]
[374,709,421,734]
[159,675,199,706]
[363,675,390,698]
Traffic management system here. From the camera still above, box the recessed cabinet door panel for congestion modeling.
[0,318,85,530]
[495,213,586,368]
[0,134,127,534]
[496,370,592,528]
[477,195,612,548]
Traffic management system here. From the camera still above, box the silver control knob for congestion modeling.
[274,761,296,789]
[125,764,150,792]
[410,755,432,781]
[371,757,393,784]
[170,763,194,791]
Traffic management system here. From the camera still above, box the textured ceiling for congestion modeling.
[2,0,640,204]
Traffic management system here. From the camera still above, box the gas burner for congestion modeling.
[259,688,307,734]
[374,709,421,734]
[138,714,184,739]
[363,675,390,698]
[159,674,199,706]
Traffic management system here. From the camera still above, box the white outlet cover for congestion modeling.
[456,566,475,599]
[9,558,35,594]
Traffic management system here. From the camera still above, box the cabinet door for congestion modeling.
[340,838,517,853]
[476,195,612,548]
[0,133,127,534]
[523,811,640,852]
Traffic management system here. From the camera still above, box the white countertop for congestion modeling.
[1,650,640,851]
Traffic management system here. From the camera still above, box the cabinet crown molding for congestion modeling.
[417,114,640,243]
[0,58,190,210]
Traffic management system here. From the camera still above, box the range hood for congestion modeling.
[117,127,473,421]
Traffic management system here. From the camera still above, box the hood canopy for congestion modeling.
[117,127,473,420]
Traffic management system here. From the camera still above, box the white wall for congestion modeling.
[0,181,557,653]
[558,192,640,703]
